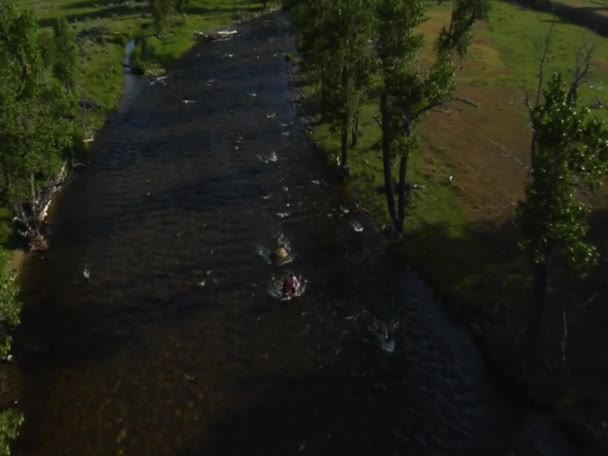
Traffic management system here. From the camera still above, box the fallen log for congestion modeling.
[455,96,478,108]
[11,164,67,251]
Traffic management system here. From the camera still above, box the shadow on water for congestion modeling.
[505,0,608,37]
[178,344,415,456]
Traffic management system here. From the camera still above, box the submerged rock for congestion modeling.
[273,247,289,264]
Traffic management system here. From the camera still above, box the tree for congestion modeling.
[149,0,175,33]
[0,250,20,359]
[52,17,78,91]
[294,0,374,173]
[324,0,374,173]
[149,0,188,32]
[0,0,76,244]
[0,409,23,456]
[517,40,608,359]
[375,0,490,234]
[293,0,334,121]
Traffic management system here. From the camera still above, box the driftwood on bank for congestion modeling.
[12,165,68,251]
[455,96,478,108]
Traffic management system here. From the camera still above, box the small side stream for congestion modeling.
[118,39,144,113]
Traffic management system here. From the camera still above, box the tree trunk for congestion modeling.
[523,259,548,364]
[30,173,36,206]
[340,124,349,169]
[320,71,327,122]
[351,115,359,148]
[396,153,408,234]
[340,68,350,169]
[380,93,398,230]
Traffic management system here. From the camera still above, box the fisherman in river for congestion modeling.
[282,272,300,298]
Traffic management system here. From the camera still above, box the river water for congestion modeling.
[15,13,579,456]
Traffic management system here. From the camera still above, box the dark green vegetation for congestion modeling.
[518,56,608,361]
[0,0,74,361]
[291,0,608,449]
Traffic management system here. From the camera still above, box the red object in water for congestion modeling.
[282,274,298,296]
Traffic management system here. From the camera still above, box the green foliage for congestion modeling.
[52,18,78,90]
[375,0,489,232]
[294,0,374,166]
[149,0,188,32]
[0,409,24,456]
[0,254,20,328]
[0,0,76,205]
[517,73,608,271]
[0,250,20,360]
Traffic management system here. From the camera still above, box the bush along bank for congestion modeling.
[0,249,22,450]
[288,0,608,452]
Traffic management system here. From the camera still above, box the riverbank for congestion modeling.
[292,1,608,453]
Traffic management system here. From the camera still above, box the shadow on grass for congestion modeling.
[396,218,529,325]
[61,0,138,11]
[507,0,608,37]
[186,4,264,16]
[40,3,147,27]
[395,208,608,421]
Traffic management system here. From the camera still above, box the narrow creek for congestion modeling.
[15,13,579,456]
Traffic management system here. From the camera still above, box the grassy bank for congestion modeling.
[19,0,270,131]
[305,0,608,450]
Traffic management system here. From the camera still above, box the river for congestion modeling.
[14,12,579,456]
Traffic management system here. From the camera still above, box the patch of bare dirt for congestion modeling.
[421,86,532,225]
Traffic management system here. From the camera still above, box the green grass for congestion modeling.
[18,0,269,128]
[423,0,608,109]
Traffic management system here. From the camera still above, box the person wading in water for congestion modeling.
[282,272,300,298]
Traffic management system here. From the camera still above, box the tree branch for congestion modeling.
[455,96,478,108]
[536,22,555,106]
[567,38,595,105]
[414,102,443,119]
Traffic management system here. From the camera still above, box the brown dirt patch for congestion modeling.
[420,87,531,225]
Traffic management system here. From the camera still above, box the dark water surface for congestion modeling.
[16,13,579,456]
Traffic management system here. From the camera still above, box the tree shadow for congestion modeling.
[398,210,608,445]
[39,3,147,28]
[185,4,265,17]
[61,0,136,10]
[506,0,608,37]
[177,343,409,455]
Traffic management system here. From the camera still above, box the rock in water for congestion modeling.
[274,247,289,264]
